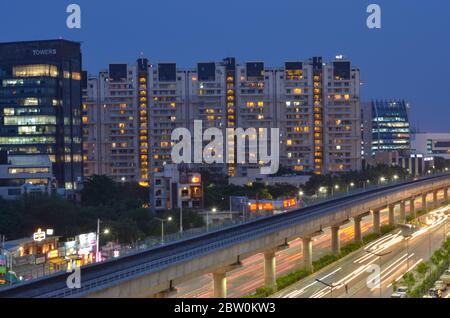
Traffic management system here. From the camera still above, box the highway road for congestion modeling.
[175,193,444,298]
[272,204,449,299]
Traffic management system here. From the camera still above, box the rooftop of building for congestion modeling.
[0,39,80,46]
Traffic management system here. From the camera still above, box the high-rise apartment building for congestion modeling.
[83,56,362,194]
[0,40,83,191]
[82,62,148,184]
[362,100,411,157]
[277,58,361,174]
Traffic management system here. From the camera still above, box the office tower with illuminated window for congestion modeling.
[0,40,83,191]
[362,100,411,157]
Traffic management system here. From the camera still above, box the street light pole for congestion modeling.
[315,279,341,299]
[156,217,172,245]
[180,205,183,234]
[161,220,164,244]
[419,220,432,258]
[96,218,100,262]
[366,250,392,298]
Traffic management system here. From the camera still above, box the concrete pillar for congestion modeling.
[331,226,341,255]
[373,210,381,234]
[409,197,416,219]
[388,204,395,226]
[354,216,363,244]
[422,193,428,211]
[433,190,439,208]
[264,251,277,290]
[445,188,449,202]
[399,201,406,224]
[301,237,313,272]
[213,272,227,298]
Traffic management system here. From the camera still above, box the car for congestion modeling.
[396,286,409,295]
[428,288,439,298]
[440,270,450,284]
[391,292,407,298]
[434,280,447,291]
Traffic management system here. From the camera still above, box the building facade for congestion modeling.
[0,40,83,191]
[82,61,150,184]
[153,164,203,212]
[83,56,362,207]
[0,151,54,200]
[411,133,450,160]
[362,100,411,158]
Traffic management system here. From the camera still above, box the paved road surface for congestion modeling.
[272,204,449,298]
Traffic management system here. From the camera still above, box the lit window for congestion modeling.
[72,72,81,81]
[13,65,59,78]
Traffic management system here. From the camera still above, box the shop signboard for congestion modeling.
[77,233,96,255]
[35,256,46,265]
[64,241,77,256]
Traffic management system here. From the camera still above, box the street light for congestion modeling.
[364,179,370,191]
[418,220,432,258]
[207,208,217,232]
[179,187,189,234]
[318,187,327,198]
[155,216,172,245]
[347,182,355,193]
[393,175,399,182]
[95,219,107,263]
[366,250,392,297]
[315,279,343,298]
[379,177,386,184]
[332,185,339,196]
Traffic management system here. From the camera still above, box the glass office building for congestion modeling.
[365,100,411,156]
[0,40,83,190]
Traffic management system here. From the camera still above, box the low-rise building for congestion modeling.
[0,151,54,200]
[411,133,450,160]
[153,164,203,212]
[370,151,434,176]
[228,168,310,187]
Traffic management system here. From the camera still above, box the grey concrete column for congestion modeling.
[422,193,428,211]
[433,190,439,208]
[213,272,227,298]
[264,251,277,290]
[301,237,313,272]
[354,216,363,243]
[373,210,381,234]
[399,201,406,224]
[331,226,341,255]
[388,204,395,226]
[409,197,416,219]
[445,188,449,202]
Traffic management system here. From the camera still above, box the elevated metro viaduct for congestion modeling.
[0,174,449,298]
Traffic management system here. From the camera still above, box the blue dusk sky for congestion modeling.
[1,0,449,131]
